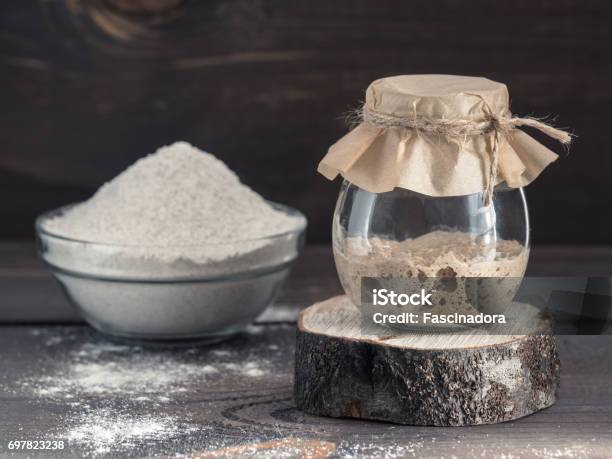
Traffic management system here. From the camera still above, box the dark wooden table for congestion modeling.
[1,243,611,458]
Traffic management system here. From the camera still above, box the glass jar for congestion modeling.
[332,180,530,321]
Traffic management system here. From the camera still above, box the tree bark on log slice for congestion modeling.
[294,295,560,426]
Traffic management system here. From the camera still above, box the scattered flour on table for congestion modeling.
[42,141,303,265]
[10,334,594,459]
[336,440,425,458]
[529,445,591,458]
[19,340,274,398]
[13,336,284,456]
[64,408,197,456]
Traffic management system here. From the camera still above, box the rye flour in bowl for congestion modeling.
[36,141,306,340]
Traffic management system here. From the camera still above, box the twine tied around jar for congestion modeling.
[361,106,573,205]
[319,76,572,200]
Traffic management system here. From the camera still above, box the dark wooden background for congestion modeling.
[1,0,610,244]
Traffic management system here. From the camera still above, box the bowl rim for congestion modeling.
[35,201,307,248]
[42,256,299,284]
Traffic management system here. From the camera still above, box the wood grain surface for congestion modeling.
[0,242,611,457]
[295,296,560,426]
[1,1,611,244]
[0,326,610,457]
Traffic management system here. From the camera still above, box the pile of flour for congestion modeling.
[42,142,304,276]
[45,141,301,249]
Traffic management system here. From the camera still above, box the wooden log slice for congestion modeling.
[294,295,560,426]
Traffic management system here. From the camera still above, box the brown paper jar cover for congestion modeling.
[318,74,561,197]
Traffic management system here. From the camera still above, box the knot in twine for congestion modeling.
[361,106,573,205]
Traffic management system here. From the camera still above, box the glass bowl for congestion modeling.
[35,203,306,342]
